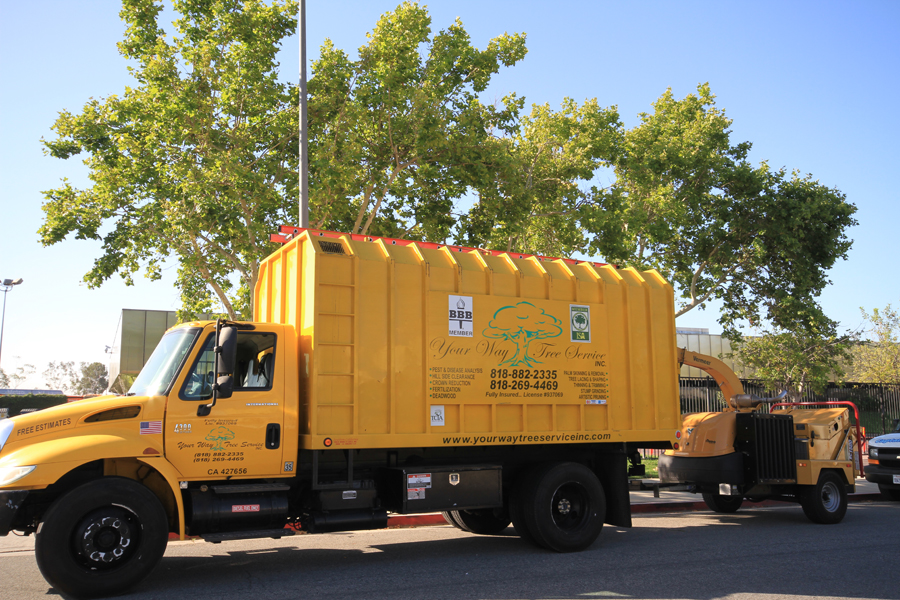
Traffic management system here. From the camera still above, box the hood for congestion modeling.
[869,432,900,448]
[0,395,152,452]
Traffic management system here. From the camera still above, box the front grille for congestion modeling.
[736,413,797,484]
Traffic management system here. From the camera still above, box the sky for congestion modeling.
[0,0,898,389]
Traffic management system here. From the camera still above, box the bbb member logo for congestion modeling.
[448,295,473,337]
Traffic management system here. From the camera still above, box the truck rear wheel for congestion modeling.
[35,477,169,598]
[450,508,511,535]
[519,462,606,553]
[701,492,743,513]
[799,471,847,524]
[442,511,464,529]
[878,485,900,501]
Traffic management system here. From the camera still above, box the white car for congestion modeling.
[866,420,900,501]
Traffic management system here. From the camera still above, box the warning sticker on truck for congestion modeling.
[408,488,426,500]
[408,473,432,488]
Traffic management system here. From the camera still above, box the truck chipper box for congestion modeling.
[0,228,682,597]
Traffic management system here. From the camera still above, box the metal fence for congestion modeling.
[679,378,900,450]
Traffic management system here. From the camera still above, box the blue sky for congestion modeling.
[1,1,898,387]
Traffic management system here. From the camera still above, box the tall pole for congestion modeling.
[299,0,309,228]
[0,288,8,372]
[0,279,23,372]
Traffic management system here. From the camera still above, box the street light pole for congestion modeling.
[299,0,309,228]
[0,278,24,373]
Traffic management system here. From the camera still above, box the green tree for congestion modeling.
[8,364,36,390]
[604,85,856,335]
[72,362,110,395]
[850,303,900,384]
[40,0,299,320]
[43,361,77,393]
[0,369,9,388]
[458,98,623,257]
[308,1,527,241]
[729,325,855,398]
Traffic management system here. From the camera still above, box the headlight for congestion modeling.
[0,466,35,486]
[0,419,13,452]
[870,447,879,459]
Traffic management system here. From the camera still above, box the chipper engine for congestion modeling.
[659,349,861,524]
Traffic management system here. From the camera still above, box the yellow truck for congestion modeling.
[0,229,683,597]
[659,349,862,523]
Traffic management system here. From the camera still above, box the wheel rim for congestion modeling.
[820,481,840,513]
[550,482,590,531]
[72,507,141,570]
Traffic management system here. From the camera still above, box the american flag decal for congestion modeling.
[140,421,163,435]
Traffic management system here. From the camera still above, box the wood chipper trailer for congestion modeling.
[659,349,863,523]
[0,228,684,598]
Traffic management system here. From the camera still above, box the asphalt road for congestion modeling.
[1,501,898,600]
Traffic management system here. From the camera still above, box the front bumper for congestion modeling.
[0,490,28,536]
[864,464,900,489]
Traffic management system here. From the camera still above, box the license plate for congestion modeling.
[894,474,900,484]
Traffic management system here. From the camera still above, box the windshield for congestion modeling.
[128,328,200,397]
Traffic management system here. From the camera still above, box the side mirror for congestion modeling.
[217,326,237,376]
[215,375,234,399]
[198,320,237,416]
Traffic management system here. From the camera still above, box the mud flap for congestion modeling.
[596,447,631,528]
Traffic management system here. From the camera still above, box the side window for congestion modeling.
[182,335,216,400]
[180,332,277,400]
[235,333,277,390]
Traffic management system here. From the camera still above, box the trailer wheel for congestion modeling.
[701,492,743,513]
[521,462,606,553]
[35,477,169,598]
[442,511,464,529]
[450,508,511,535]
[878,485,900,501]
[799,471,847,524]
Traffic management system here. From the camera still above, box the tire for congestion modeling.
[450,508,511,535]
[701,492,744,513]
[35,477,169,598]
[509,465,550,545]
[442,511,464,529]
[878,485,900,501]
[520,462,606,553]
[799,471,847,524]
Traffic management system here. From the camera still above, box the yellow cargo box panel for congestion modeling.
[255,231,681,451]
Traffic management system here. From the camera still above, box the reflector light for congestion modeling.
[673,442,679,450]
[675,430,682,439]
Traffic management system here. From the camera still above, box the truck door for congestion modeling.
[165,325,286,479]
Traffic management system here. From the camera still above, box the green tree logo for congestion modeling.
[206,426,235,451]
[483,302,562,367]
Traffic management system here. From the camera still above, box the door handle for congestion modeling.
[266,423,281,449]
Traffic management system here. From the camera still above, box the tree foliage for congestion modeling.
[729,325,855,398]
[308,1,527,241]
[41,2,855,336]
[850,303,900,384]
[43,361,77,393]
[72,362,110,395]
[41,0,299,320]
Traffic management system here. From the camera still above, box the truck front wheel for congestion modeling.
[799,471,847,524]
[35,477,169,598]
[519,462,606,552]
[701,492,743,513]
